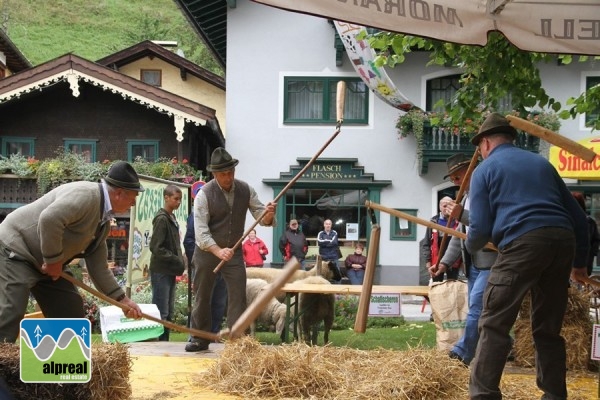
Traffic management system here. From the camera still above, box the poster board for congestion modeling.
[126,176,190,286]
[368,293,400,317]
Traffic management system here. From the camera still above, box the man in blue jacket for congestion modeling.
[465,113,589,400]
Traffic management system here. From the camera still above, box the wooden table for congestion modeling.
[279,284,429,343]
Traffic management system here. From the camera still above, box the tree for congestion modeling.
[365,31,600,131]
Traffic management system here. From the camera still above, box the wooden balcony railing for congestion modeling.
[0,175,38,211]
[419,125,540,175]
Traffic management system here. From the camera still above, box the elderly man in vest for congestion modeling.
[186,147,276,352]
[0,161,144,343]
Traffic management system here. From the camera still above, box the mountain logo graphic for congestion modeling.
[20,318,91,383]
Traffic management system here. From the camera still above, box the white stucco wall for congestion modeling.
[225,0,600,284]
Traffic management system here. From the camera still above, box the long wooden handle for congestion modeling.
[229,257,300,338]
[435,148,480,268]
[354,224,380,333]
[506,115,596,163]
[60,271,220,342]
[213,81,348,273]
[336,81,346,124]
[365,201,497,251]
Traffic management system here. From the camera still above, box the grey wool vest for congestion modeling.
[203,179,250,248]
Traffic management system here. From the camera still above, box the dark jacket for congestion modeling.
[183,212,195,262]
[279,228,309,261]
[149,208,185,275]
[317,229,339,261]
[586,215,600,275]
[345,252,367,270]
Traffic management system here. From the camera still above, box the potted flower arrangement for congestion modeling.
[0,149,204,196]
[396,109,561,155]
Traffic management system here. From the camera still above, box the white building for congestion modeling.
[176,0,600,284]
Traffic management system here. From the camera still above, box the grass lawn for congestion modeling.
[92,322,437,350]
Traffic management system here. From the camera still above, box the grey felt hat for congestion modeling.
[470,112,518,146]
[105,161,144,192]
[443,153,471,179]
[206,147,239,172]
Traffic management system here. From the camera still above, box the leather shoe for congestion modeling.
[448,350,468,367]
[185,341,209,352]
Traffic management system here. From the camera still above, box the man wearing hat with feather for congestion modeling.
[0,161,144,343]
[186,147,276,352]
[465,113,589,400]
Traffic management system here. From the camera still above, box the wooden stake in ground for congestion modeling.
[354,222,381,333]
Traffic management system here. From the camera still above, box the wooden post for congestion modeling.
[354,224,381,333]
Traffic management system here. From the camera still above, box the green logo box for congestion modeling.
[20,318,91,383]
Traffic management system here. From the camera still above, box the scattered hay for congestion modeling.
[197,337,596,399]
[0,342,131,400]
[197,336,469,400]
[514,288,593,371]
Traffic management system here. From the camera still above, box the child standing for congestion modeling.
[149,184,185,341]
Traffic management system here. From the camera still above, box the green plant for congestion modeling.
[2,149,204,195]
[35,149,108,194]
[397,109,561,150]
[131,156,203,184]
[0,154,38,177]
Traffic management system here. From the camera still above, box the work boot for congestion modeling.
[185,340,209,352]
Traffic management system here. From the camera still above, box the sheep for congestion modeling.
[246,261,341,303]
[246,260,342,285]
[245,278,290,340]
[296,275,335,346]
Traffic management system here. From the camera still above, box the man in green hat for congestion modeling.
[0,161,144,343]
[186,147,277,352]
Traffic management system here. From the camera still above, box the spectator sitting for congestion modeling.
[344,243,367,285]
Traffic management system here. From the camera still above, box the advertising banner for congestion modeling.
[549,137,600,180]
[127,177,190,286]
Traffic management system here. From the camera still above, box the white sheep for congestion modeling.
[246,261,341,303]
[245,278,290,339]
[295,275,335,346]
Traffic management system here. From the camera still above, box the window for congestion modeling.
[427,75,460,112]
[1,137,35,157]
[283,77,368,124]
[390,209,417,241]
[586,76,600,128]
[141,69,162,87]
[426,74,512,112]
[65,139,97,162]
[127,140,159,162]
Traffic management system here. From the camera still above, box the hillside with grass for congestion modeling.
[0,0,222,75]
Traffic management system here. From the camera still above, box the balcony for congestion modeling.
[418,125,540,175]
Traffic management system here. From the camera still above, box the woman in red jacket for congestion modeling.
[242,229,268,267]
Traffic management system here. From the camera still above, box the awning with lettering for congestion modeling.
[549,136,600,180]
[252,0,600,55]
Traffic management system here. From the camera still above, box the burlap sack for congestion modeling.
[429,280,468,351]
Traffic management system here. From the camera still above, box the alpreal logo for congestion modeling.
[20,318,91,383]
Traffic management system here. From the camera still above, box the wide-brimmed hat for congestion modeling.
[105,161,144,192]
[206,147,239,172]
[443,153,471,179]
[470,112,518,145]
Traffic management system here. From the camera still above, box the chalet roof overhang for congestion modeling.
[173,0,231,71]
[96,40,225,90]
[0,29,32,72]
[0,53,217,142]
